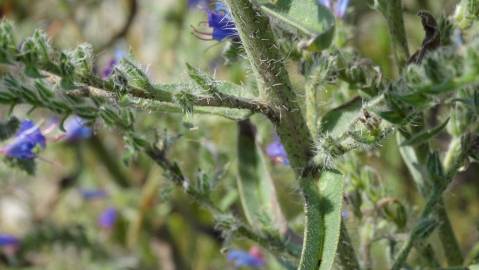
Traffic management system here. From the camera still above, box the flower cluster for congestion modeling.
[1,120,46,160]
[0,116,92,161]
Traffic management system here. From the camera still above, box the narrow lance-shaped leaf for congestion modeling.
[236,120,287,234]
[319,97,362,138]
[318,171,344,270]
[257,0,336,51]
[400,118,450,146]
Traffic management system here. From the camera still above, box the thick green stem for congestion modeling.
[224,0,312,171]
[224,1,358,269]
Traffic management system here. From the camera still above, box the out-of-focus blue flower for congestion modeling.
[98,207,117,229]
[2,120,46,160]
[227,248,265,268]
[188,0,209,9]
[101,49,126,79]
[63,116,92,142]
[80,189,107,200]
[318,0,331,8]
[0,234,19,247]
[317,0,350,18]
[193,1,239,41]
[266,137,289,165]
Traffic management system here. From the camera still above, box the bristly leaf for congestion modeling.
[319,97,362,138]
[236,120,288,234]
[185,63,250,97]
[318,171,344,270]
[0,20,17,64]
[257,0,336,51]
[400,118,450,146]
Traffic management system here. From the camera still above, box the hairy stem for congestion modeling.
[394,135,469,268]
[223,1,359,269]
[224,0,312,171]
[376,0,410,70]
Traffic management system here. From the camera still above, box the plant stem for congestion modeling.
[223,1,359,269]
[224,0,312,171]
[437,201,464,266]
[394,135,469,268]
[89,134,131,188]
[376,0,410,70]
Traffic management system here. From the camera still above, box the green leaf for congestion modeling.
[318,171,344,270]
[258,0,336,51]
[400,118,450,146]
[0,117,20,141]
[319,97,362,137]
[4,157,36,175]
[236,120,287,233]
[185,63,253,98]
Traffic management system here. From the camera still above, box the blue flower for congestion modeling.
[101,49,126,79]
[63,116,92,142]
[0,234,19,247]
[317,0,350,18]
[2,120,46,160]
[98,207,117,229]
[227,249,265,268]
[266,137,289,165]
[193,2,239,41]
[79,189,107,200]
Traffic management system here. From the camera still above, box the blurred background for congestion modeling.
[0,0,477,269]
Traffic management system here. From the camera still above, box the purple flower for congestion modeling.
[98,207,117,229]
[101,49,126,79]
[266,137,289,165]
[317,0,350,18]
[2,120,46,160]
[193,2,239,41]
[0,234,19,247]
[80,189,107,200]
[227,249,265,268]
[63,116,92,142]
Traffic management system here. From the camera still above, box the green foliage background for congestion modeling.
[0,0,478,269]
